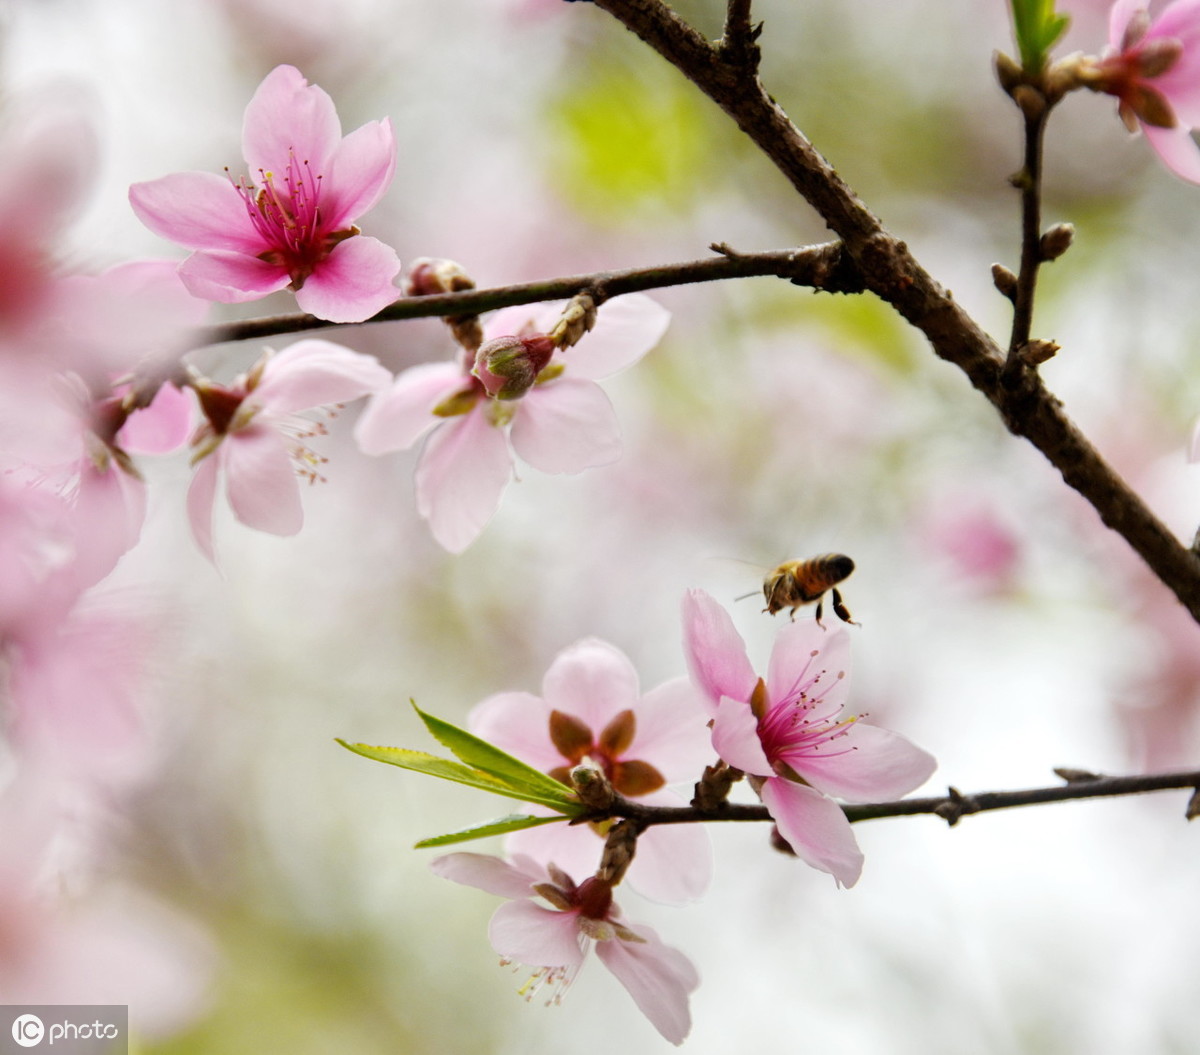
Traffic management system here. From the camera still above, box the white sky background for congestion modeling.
[3,0,1200,1052]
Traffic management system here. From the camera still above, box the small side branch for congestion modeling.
[717,0,761,71]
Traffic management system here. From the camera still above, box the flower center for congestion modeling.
[545,708,666,796]
[757,653,857,766]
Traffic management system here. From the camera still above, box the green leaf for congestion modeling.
[412,704,581,808]
[1010,0,1070,72]
[414,813,570,849]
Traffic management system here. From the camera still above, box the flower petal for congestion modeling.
[489,900,585,968]
[222,426,303,536]
[510,378,621,473]
[504,821,606,891]
[118,383,194,455]
[759,776,863,887]
[791,721,936,802]
[186,455,220,562]
[1143,122,1200,184]
[129,171,265,253]
[540,637,641,733]
[468,690,561,771]
[322,118,397,227]
[767,619,852,708]
[680,588,758,714]
[621,791,713,904]
[292,235,400,323]
[430,852,539,899]
[566,293,670,381]
[252,339,390,415]
[178,249,291,303]
[710,696,771,775]
[241,65,342,178]
[415,409,512,553]
[595,924,699,1046]
[353,362,466,455]
[627,677,713,782]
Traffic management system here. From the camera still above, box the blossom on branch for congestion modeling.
[187,339,390,558]
[469,637,713,904]
[354,294,670,551]
[431,853,699,1045]
[129,64,401,322]
[681,589,936,887]
[1085,0,1200,180]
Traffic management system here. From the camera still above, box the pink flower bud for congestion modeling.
[472,333,556,400]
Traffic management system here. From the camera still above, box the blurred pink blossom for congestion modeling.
[469,637,712,904]
[681,589,936,887]
[187,339,390,558]
[431,853,698,1045]
[1096,0,1200,181]
[354,294,670,551]
[129,64,401,323]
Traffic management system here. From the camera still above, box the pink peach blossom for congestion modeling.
[431,853,698,1045]
[681,588,936,887]
[1098,0,1200,181]
[469,637,713,904]
[354,294,670,551]
[129,65,400,323]
[187,339,390,558]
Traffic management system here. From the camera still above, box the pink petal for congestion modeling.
[1144,122,1200,184]
[322,118,397,227]
[489,900,585,968]
[595,924,699,1046]
[540,637,641,732]
[72,460,146,588]
[178,249,291,303]
[484,302,561,341]
[353,362,466,455]
[430,852,539,899]
[504,821,607,888]
[760,776,863,887]
[415,410,512,553]
[118,383,194,455]
[1108,0,1142,47]
[129,171,266,254]
[680,588,758,714]
[790,722,937,802]
[222,426,304,536]
[253,339,390,414]
[292,236,400,323]
[186,455,219,561]
[468,690,561,771]
[621,791,713,904]
[566,294,670,381]
[767,620,852,711]
[710,696,771,775]
[628,677,714,782]
[510,379,621,473]
[241,65,342,178]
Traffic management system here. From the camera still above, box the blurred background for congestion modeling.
[3,0,1200,1051]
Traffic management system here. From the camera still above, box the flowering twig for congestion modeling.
[586,0,1200,625]
[586,767,1200,829]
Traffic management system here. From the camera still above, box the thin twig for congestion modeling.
[588,0,1200,624]
[593,769,1200,829]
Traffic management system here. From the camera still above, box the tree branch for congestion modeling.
[588,768,1200,829]
[587,0,1200,623]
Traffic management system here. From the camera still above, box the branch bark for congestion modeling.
[588,0,1200,623]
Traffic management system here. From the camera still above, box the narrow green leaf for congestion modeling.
[414,813,569,849]
[412,704,581,807]
[1010,0,1070,72]
[336,739,584,814]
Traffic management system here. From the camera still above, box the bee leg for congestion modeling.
[814,597,825,628]
[832,588,858,626]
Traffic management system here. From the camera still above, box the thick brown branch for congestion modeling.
[193,243,857,347]
[588,0,1200,623]
[593,768,1200,829]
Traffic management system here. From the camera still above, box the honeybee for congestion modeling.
[754,553,857,625]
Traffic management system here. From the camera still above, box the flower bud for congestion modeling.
[1039,223,1074,262]
[473,333,556,400]
[406,258,484,352]
[991,263,1018,300]
[548,292,597,349]
[1019,337,1059,366]
[994,50,1023,96]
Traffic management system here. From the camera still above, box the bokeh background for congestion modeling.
[3,0,1200,1051]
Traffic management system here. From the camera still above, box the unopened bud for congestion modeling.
[473,333,556,400]
[994,50,1023,95]
[597,820,639,885]
[1039,223,1075,262]
[991,263,1019,300]
[570,760,615,812]
[406,258,484,352]
[1019,337,1060,366]
[547,292,597,349]
[1012,83,1047,120]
